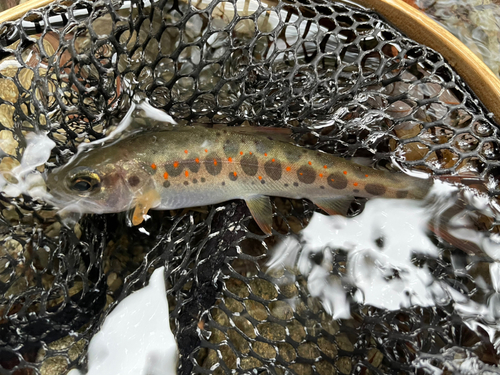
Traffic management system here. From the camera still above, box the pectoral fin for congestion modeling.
[130,190,161,226]
[312,197,354,216]
[245,195,273,235]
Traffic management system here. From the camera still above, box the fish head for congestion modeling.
[46,146,154,214]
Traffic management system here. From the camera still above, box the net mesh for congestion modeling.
[0,0,499,374]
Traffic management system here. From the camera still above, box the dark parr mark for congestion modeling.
[396,190,408,198]
[183,181,189,186]
[163,181,171,188]
[193,179,198,184]
[205,153,222,176]
[365,184,386,196]
[284,148,301,163]
[188,157,200,173]
[293,182,298,187]
[229,172,238,181]
[128,175,140,187]
[223,140,239,156]
[241,153,259,176]
[327,173,348,190]
[201,177,206,183]
[165,162,183,177]
[297,165,316,184]
[254,140,269,154]
[264,159,282,180]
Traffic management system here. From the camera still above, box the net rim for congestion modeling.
[357,0,500,123]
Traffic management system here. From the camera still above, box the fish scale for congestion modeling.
[46,125,433,234]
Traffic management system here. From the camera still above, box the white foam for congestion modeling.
[68,267,178,375]
[0,132,55,200]
[267,180,500,328]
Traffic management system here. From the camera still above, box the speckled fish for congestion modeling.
[46,125,433,234]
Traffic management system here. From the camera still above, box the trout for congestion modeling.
[46,125,433,234]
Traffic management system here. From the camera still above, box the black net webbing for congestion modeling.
[0,0,500,374]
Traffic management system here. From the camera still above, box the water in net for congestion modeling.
[1,0,500,374]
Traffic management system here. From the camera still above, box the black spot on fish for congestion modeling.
[241,153,259,176]
[193,179,198,184]
[284,183,289,187]
[201,177,206,183]
[183,181,189,186]
[205,153,222,176]
[320,186,325,189]
[396,190,408,198]
[353,189,359,193]
[264,159,282,180]
[284,148,301,163]
[293,182,299,187]
[229,172,238,181]
[297,165,315,184]
[327,173,348,189]
[261,180,265,184]
[128,175,140,187]
[223,140,238,156]
[163,181,170,188]
[216,132,221,136]
[188,157,200,173]
[365,184,386,196]
[165,162,183,177]
[222,181,225,186]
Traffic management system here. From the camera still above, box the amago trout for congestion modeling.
[46,125,433,234]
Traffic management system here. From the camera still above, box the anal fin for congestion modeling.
[130,189,161,226]
[312,197,355,216]
[245,195,273,235]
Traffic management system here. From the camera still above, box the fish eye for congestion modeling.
[68,169,101,194]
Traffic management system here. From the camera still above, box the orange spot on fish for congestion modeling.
[353,182,358,187]
[185,170,189,178]
[163,172,168,180]
[319,173,323,178]
[151,163,157,170]
[365,174,369,178]
[286,166,291,172]
[264,153,268,157]
[240,151,243,155]
[272,158,275,162]
[258,176,262,180]
[308,161,312,165]
[184,149,188,154]
[330,178,334,182]
[173,161,179,168]
[233,172,237,177]
[249,152,253,155]
[205,149,208,153]
[195,158,200,163]
[299,173,303,176]
[228,157,232,162]
[213,159,218,166]
[343,171,347,175]
[323,165,327,169]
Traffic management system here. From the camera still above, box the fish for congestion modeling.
[45,125,433,234]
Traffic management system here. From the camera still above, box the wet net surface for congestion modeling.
[0,0,500,374]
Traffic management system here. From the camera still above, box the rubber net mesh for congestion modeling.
[0,0,500,374]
